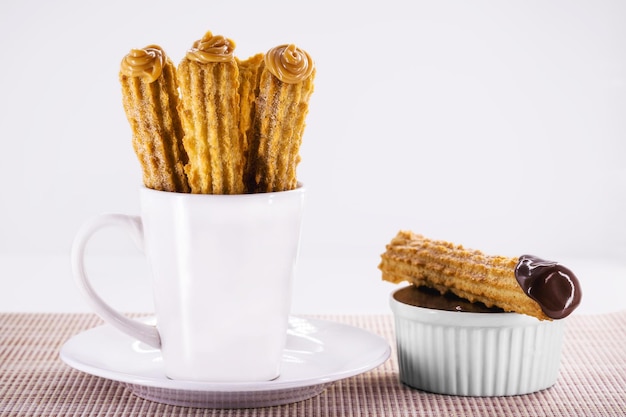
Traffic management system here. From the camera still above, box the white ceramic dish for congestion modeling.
[390,286,565,396]
[60,316,390,408]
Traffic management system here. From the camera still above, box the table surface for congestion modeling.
[1,312,625,416]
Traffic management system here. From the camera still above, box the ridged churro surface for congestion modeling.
[119,45,190,193]
[245,45,315,193]
[119,34,316,195]
[177,31,245,194]
[379,230,550,320]
[236,53,264,174]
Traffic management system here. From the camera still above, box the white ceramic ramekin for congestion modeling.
[390,287,565,396]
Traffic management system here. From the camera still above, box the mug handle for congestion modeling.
[71,213,161,348]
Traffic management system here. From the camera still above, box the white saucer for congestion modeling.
[60,316,390,408]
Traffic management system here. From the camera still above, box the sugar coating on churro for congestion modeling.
[119,33,316,195]
[177,31,245,195]
[245,44,315,193]
[379,231,582,320]
[119,45,190,193]
[236,53,264,176]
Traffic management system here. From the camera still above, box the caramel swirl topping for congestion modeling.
[264,44,314,84]
[186,31,236,64]
[120,45,165,83]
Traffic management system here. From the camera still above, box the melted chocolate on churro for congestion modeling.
[515,255,582,319]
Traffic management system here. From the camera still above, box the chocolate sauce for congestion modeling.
[515,255,582,319]
[394,285,505,313]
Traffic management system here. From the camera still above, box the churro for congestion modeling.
[245,44,315,193]
[119,45,190,193]
[177,31,245,194]
[236,53,264,174]
[379,231,582,320]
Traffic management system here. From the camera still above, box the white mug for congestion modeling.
[71,184,305,382]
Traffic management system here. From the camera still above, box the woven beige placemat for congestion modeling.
[0,312,624,416]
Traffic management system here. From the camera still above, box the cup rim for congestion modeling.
[139,182,305,198]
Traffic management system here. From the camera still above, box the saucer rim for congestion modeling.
[59,316,391,393]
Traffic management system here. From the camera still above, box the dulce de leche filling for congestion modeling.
[186,31,236,64]
[515,255,582,320]
[265,44,314,84]
[120,45,165,83]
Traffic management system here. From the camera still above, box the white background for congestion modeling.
[0,0,624,315]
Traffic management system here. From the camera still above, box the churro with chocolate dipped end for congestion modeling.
[120,45,189,193]
[177,31,244,194]
[379,231,582,320]
[246,44,315,193]
[236,53,264,173]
